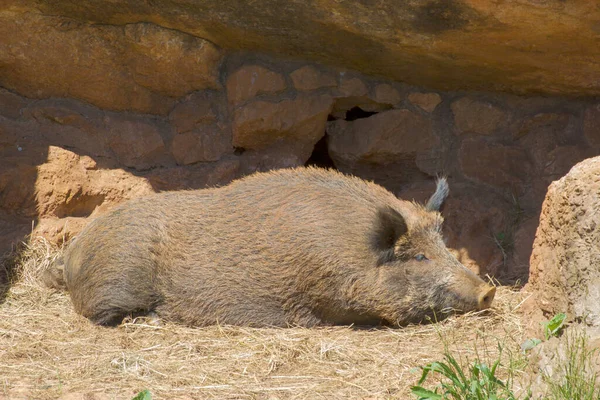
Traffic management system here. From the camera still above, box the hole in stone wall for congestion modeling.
[305,135,336,169]
[234,147,246,155]
[345,106,378,121]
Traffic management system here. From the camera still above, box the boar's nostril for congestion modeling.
[478,286,496,310]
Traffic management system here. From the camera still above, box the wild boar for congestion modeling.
[44,167,495,327]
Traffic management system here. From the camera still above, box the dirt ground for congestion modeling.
[0,238,532,400]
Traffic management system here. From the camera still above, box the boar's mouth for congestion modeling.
[383,289,491,326]
[432,288,489,317]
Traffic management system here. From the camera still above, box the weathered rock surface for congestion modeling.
[4,0,600,99]
[232,94,333,159]
[169,91,232,165]
[330,74,393,118]
[328,109,435,164]
[169,91,222,134]
[290,66,337,92]
[171,126,231,165]
[0,13,222,114]
[372,84,402,107]
[408,92,442,113]
[105,115,168,170]
[459,137,532,193]
[584,104,600,149]
[515,113,574,170]
[510,217,540,281]
[527,156,600,325]
[328,108,437,188]
[452,98,508,136]
[226,65,286,106]
[33,146,156,243]
[338,76,369,98]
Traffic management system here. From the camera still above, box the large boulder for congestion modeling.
[3,0,600,100]
[527,156,600,325]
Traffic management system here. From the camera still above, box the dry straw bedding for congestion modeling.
[0,238,529,400]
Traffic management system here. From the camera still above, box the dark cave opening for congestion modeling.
[305,134,336,169]
[234,147,246,155]
[344,106,378,121]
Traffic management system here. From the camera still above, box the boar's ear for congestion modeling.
[426,177,449,212]
[372,206,408,264]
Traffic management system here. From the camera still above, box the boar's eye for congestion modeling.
[415,254,428,261]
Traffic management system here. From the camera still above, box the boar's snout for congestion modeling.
[443,264,497,315]
[477,285,496,311]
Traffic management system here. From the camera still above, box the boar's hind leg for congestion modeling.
[71,265,162,326]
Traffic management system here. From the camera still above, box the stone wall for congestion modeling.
[2,51,599,282]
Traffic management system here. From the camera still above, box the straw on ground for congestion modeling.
[0,237,529,399]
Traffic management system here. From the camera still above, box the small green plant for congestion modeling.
[411,343,529,400]
[542,313,566,340]
[132,389,152,400]
[492,231,511,267]
[521,313,567,353]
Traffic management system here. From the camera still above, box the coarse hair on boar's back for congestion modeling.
[44,167,496,327]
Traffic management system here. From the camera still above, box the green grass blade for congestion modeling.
[417,365,433,385]
[444,353,468,388]
[410,386,442,399]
